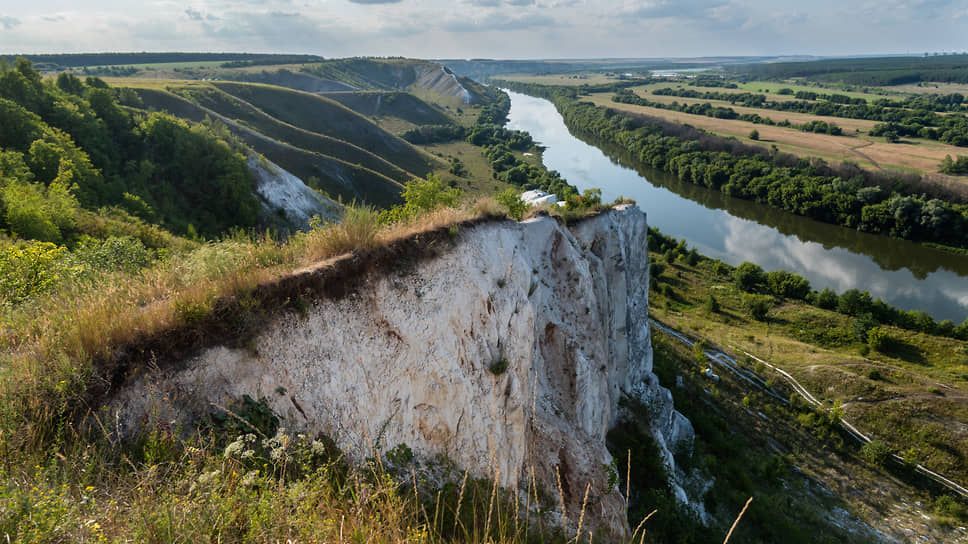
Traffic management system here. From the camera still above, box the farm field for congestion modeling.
[584,91,968,179]
[499,73,632,86]
[624,86,880,131]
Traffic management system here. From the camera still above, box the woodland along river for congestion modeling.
[504,90,968,323]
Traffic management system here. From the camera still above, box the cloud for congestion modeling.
[624,0,729,19]
[0,15,20,30]
[347,0,403,4]
[185,8,204,21]
[442,12,555,32]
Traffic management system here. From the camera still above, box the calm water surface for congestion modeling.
[505,90,968,323]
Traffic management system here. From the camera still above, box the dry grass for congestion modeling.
[585,92,968,181]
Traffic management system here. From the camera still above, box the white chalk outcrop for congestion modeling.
[248,155,341,231]
[110,205,696,535]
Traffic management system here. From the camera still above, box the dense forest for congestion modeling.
[729,54,968,85]
[0,58,261,244]
[498,80,968,250]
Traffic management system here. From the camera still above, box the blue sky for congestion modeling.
[0,0,966,58]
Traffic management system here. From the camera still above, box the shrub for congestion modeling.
[766,270,811,299]
[867,327,891,352]
[381,174,462,223]
[743,294,774,321]
[0,240,78,304]
[704,294,720,313]
[495,188,527,221]
[860,439,892,467]
[749,129,760,141]
[733,261,766,292]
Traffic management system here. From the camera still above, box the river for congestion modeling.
[504,90,968,323]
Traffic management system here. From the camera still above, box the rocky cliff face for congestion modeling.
[110,205,694,536]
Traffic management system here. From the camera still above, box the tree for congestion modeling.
[749,129,760,141]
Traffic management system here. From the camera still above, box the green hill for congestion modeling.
[320,91,454,128]
[133,87,404,207]
[211,82,434,176]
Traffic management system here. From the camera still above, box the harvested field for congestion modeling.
[585,92,968,182]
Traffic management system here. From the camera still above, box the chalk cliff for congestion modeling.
[111,205,695,535]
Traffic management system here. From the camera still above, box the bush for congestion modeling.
[860,439,892,467]
[749,129,760,140]
[0,241,74,304]
[381,174,462,223]
[766,270,811,299]
[743,294,774,321]
[495,188,527,221]
[733,261,766,292]
[866,327,891,352]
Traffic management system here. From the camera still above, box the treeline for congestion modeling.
[730,54,968,86]
[648,228,968,339]
[496,80,968,250]
[613,89,845,135]
[645,86,968,146]
[0,58,260,242]
[0,53,324,70]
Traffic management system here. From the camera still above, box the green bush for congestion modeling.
[496,188,527,221]
[866,327,891,352]
[0,240,76,304]
[743,294,774,321]
[766,270,811,299]
[734,261,766,292]
[860,439,892,467]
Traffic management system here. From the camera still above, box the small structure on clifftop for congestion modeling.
[520,189,560,207]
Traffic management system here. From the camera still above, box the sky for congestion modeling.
[0,0,966,59]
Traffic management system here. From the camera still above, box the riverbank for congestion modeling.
[503,88,968,322]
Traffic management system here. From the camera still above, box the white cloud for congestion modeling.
[0,0,966,58]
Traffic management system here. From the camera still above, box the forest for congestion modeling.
[729,54,968,85]
[0,58,261,245]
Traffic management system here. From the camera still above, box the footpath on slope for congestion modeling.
[651,318,968,500]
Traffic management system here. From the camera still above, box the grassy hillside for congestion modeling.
[321,91,453,131]
[132,86,404,207]
[212,82,435,176]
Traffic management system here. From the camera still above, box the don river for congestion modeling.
[505,90,968,323]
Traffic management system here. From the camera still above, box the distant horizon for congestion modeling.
[2,1,966,60]
[2,51,964,63]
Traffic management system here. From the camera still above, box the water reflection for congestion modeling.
[505,90,968,322]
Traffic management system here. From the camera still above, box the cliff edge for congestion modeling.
[110,205,694,536]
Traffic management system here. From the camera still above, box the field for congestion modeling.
[891,82,968,95]
[735,80,896,100]
[499,73,630,86]
[584,91,968,178]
